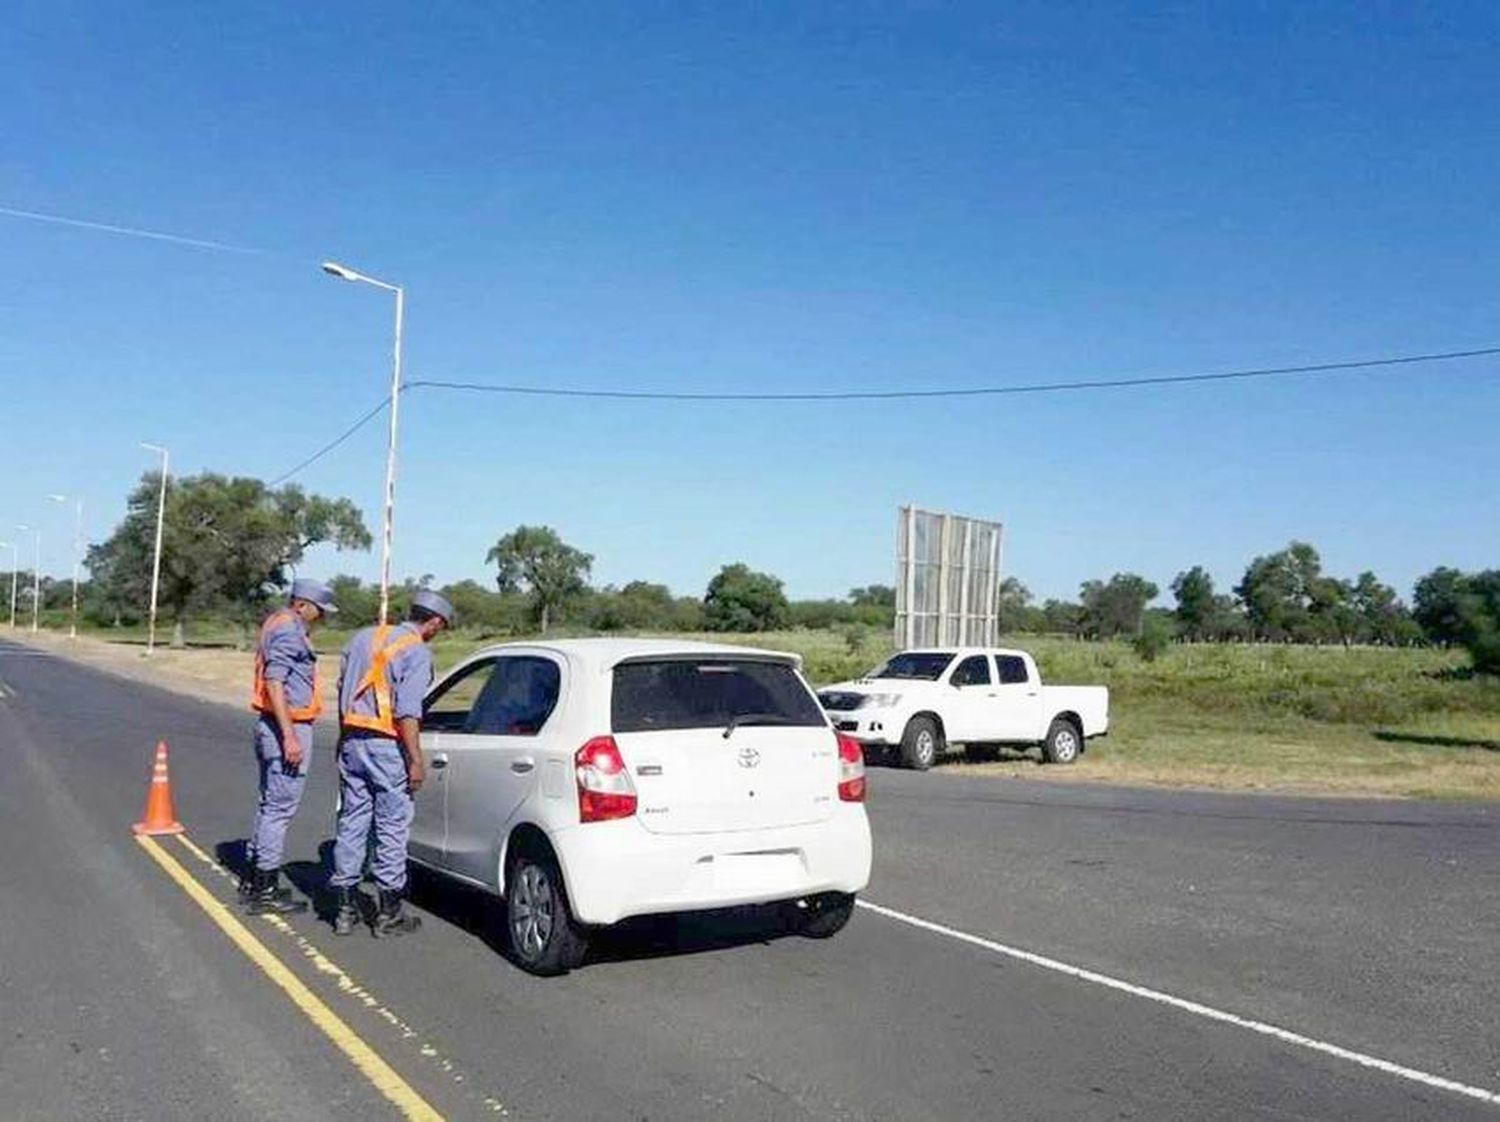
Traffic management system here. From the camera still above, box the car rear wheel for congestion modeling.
[506,847,589,976]
[791,892,856,939]
[1041,718,1082,764]
[901,716,942,770]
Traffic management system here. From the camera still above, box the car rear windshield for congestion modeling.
[868,652,955,681]
[611,659,826,734]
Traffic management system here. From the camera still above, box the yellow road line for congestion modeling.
[134,834,444,1121]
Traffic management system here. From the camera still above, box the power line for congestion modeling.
[270,344,1497,483]
[406,345,1499,402]
[0,204,268,256]
[269,397,390,485]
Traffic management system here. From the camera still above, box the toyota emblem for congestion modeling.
[737,745,761,769]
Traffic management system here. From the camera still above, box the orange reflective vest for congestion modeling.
[340,624,425,738]
[250,610,322,722]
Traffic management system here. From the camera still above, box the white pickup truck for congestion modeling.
[818,648,1109,770]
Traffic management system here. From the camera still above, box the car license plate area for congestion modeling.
[711,851,803,896]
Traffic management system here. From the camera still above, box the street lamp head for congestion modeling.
[47,494,67,504]
[322,261,362,282]
[141,442,167,454]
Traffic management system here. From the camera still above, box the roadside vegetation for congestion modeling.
[10,468,1498,799]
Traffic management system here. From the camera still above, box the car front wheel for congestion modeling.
[506,848,589,976]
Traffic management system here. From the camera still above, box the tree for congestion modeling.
[87,472,371,644]
[326,574,380,626]
[846,584,896,628]
[485,525,593,633]
[1308,576,1360,647]
[1042,599,1085,637]
[996,577,1035,635]
[1350,571,1419,646]
[1079,573,1159,638]
[848,585,895,610]
[1413,567,1471,646]
[704,563,788,632]
[1411,568,1500,673]
[1132,611,1175,662]
[1236,541,1324,641]
[1171,566,1217,641]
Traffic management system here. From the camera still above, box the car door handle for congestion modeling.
[511,757,536,774]
[430,753,449,770]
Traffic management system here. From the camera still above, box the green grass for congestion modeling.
[68,621,1500,799]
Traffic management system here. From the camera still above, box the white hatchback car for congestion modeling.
[409,638,873,975]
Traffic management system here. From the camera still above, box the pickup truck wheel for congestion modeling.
[901,716,942,770]
[506,848,590,976]
[1041,719,1082,764]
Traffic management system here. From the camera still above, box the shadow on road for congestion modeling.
[404,865,800,971]
[213,836,806,971]
[1373,730,1499,752]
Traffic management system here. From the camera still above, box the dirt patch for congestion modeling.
[10,629,337,714]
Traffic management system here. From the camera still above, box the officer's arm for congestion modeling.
[261,628,303,761]
[391,647,430,791]
[396,717,425,792]
[265,680,300,752]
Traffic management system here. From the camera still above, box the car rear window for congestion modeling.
[611,659,826,734]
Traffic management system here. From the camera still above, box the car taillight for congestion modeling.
[836,733,866,803]
[576,736,637,823]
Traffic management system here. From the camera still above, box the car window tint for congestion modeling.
[466,657,561,736]
[612,659,825,734]
[424,659,495,732]
[997,656,1030,685]
[952,655,991,686]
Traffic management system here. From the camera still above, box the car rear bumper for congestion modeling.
[552,810,873,927]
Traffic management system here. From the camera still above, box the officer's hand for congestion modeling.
[282,730,304,769]
[407,759,425,794]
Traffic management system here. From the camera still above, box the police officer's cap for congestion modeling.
[289,578,339,617]
[411,589,454,625]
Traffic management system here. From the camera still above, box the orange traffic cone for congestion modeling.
[132,740,185,835]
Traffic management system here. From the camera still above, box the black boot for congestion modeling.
[371,887,422,938]
[243,867,309,916]
[332,886,361,937]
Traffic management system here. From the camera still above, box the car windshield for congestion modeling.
[611,658,827,734]
[866,652,956,681]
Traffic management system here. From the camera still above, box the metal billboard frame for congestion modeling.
[894,506,1004,649]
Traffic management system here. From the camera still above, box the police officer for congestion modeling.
[329,590,452,937]
[243,577,338,915]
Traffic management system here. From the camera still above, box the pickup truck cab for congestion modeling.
[818,648,1109,770]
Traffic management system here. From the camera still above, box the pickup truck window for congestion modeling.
[996,656,1030,685]
[951,655,991,686]
[868,652,955,681]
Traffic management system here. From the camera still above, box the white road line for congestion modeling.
[857,899,1500,1108]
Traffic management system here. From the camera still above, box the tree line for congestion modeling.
[53,471,1500,674]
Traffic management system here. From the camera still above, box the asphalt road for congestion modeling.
[1,637,1497,1121]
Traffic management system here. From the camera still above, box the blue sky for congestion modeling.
[2,2,1496,604]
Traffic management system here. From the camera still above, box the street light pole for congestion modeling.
[141,443,170,655]
[0,541,16,628]
[48,494,84,639]
[16,525,40,632]
[322,260,404,625]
